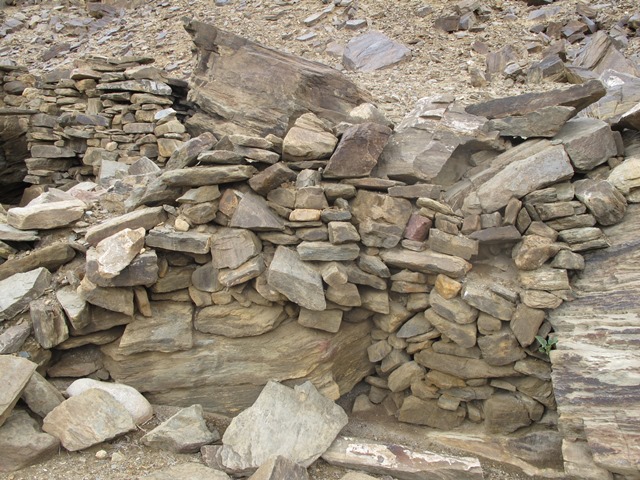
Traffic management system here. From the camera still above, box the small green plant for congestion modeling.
[535,335,558,355]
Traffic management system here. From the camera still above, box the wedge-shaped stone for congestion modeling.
[166,132,217,170]
[30,297,68,349]
[476,144,574,213]
[146,227,211,254]
[322,436,483,479]
[267,246,326,311]
[425,308,477,348]
[211,229,262,270]
[429,289,478,324]
[510,304,546,348]
[415,349,517,379]
[380,248,471,278]
[85,206,166,245]
[461,280,515,321]
[0,267,51,322]
[43,388,136,451]
[0,356,37,428]
[195,302,286,338]
[477,328,525,366]
[161,165,257,187]
[512,234,560,271]
[487,106,576,138]
[203,381,347,475]
[119,302,193,354]
[466,79,606,119]
[20,372,65,418]
[8,200,85,230]
[94,227,146,279]
[77,277,134,316]
[141,404,219,453]
[249,163,297,196]
[230,192,286,231]
[0,410,59,472]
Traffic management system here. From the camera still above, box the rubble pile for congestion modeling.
[0,17,639,480]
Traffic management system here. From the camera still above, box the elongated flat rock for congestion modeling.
[322,436,484,480]
[380,248,471,278]
[85,206,166,246]
[466,79,606,119]
[8,200,85,230]
[0,356,37,428]
[161,165,257,187]
[0,243,75,282]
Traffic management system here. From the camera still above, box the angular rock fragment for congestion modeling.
[249,455,309,480]
[0,268,51,322]
[381,248,472,278]
[43,388,136,451]
[184,20,369,137]
[230,192,286,231]
[323,123,392,178]
[30,297,69,349]
[0,356,37,428]
[142,463,230,480]
[574,179,626,226]
[141,404,219,453]
[161,165,257,187]
[267,246,326,311]
[195,302,285,338]
[553,117,617,171]
[146,227,211,254]
[343,31,412,72]
[20,371,65,418]
[0,410,59,472]
[94,227,146,279]
[203,381,347,475]
[85,206,166,246]
[282,113,338,161]
[398,396,466,430]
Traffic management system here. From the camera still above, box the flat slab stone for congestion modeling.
[195,302,285,338]
[146,227,211,254]
[0,242,75,282]
[204,381,347,475]
[466,79,606,119]
[343,31,412,72]
[161,165,257,187]
[0,224,39,242]
[8,200,85,230]
[85,206,166,246]
[0,267,51,322]
[0,356,37,428]
[380,248,471,278]
[322,436,484,479]
[43,388,136,451]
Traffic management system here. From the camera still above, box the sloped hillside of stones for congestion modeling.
[1,14,640,480]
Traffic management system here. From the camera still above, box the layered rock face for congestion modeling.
[1,21,640,480]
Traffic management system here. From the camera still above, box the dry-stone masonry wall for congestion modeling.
[1,24,639,477]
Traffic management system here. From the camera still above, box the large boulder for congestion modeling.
[183,20,369,137]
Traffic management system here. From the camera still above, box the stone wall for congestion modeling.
[0,51,636,440]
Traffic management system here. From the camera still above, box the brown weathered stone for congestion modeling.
[323,123,392,178]
[184,20,369,137]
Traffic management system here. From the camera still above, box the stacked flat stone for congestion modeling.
[23,56,187,188]
[0,72,635,440]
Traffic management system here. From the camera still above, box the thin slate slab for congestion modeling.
[322,436,484,480]
[0,267,51,322]
[343,31,412,72]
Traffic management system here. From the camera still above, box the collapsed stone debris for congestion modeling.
[0,15,639,480]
